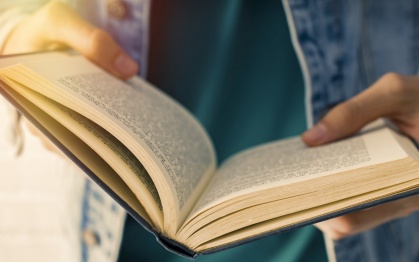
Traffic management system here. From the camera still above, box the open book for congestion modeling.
[1,52,419,258]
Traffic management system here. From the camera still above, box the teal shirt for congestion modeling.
[119,1,327,261]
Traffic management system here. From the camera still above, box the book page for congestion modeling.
[197,179,419,252]
[0,55,216,233]
[0,52,66,68]
[0,83,152,228]
[192,125,408,215]
[6,79,164,227]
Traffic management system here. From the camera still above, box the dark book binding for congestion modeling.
[2,79,419,259]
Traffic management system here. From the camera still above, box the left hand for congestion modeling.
[1,1,139,79]
[301,72,419,240]
[1,1,139,158]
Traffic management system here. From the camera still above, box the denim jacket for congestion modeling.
[91,0,419,260]
[285,0,419,261]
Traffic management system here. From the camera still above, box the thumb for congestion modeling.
[39,1,139,79]
[301,74,401,146]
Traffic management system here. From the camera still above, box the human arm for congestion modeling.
[1,1,139,78]
[302,73,419,239]
[0,0,139,155]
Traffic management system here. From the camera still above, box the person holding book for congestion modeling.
[1,0,419,261]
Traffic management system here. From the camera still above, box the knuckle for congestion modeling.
[38,1,67,20]
[337,215,359,236]
[34,1,75,43]
[377,72,415,109]
[380,72,407,95]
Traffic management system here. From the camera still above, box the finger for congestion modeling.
[316,195,419,240]
[40,2,139,79]
[302,73,406,146]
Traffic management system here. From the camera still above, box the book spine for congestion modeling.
[155,234,197,259]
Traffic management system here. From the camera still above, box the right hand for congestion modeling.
[302,72,419,239]
[0,1,139,156]
[1,1,139,79]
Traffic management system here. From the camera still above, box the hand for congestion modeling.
[301,72,419,240]
[1,1,139,156]
[1,1,139,79]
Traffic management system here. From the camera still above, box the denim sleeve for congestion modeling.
[333,213,419,262]
[284,0,419,261]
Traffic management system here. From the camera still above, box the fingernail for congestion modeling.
[114,53,138,75]
[304,123,328,143]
